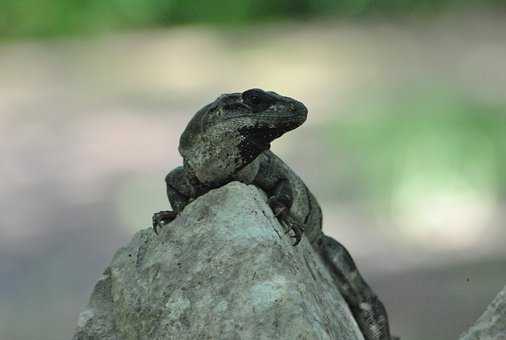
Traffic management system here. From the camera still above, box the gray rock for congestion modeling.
[73,181,364,340]
[460,285,506,340]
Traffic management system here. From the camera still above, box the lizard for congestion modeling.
[152,88,397,340]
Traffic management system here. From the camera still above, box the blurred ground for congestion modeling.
[1,10,506,340]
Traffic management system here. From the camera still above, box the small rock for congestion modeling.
[460,285,506,340]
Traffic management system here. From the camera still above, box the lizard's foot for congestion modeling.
[268,196,304,246]
[152,210,177,235]
[284,218,304,246]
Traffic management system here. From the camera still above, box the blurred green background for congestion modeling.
[1,0,505,38]
[1,1,505,340]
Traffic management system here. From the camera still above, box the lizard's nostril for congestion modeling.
[293,101,308,117]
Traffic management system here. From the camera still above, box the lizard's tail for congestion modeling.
[316,234,398,340]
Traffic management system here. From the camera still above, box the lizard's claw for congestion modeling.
[268,196,304,246]
[152,210,177,235]
[267,196,288,217]
[284,220,304,246]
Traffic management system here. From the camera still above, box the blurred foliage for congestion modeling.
[0,0,505,39]
[326,88,506,206]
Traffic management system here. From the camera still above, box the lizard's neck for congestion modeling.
[180,126,266,187]
[184,151,263,190]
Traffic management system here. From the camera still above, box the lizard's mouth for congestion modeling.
[269,100,308,129]
[257,114,307,133]
[254,100,308,131]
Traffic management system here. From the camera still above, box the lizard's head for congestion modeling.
[179,88,308,186]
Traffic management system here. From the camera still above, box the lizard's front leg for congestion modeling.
[267,179,304,246]
[153,166,194,234]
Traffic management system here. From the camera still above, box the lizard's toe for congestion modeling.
[268,196,288,217]
[284,220,304,246]
[152,211,177,235]
[267,196,304,246]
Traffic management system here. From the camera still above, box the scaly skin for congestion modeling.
[153,88,397,340]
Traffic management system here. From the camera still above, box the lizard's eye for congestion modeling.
[242,89,273,113]
[248,94,260,105]
[242,89,263,105]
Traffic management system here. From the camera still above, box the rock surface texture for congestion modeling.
[73,182,364,340]
[460,285,506,340]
